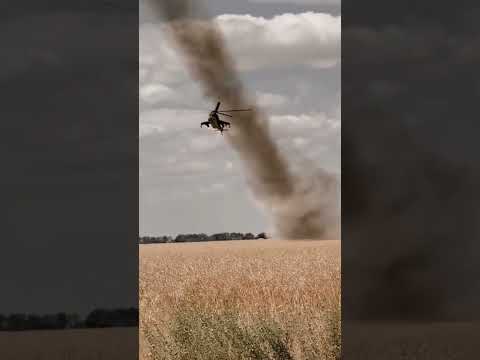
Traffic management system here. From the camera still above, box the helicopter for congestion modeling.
[201,102,251,134]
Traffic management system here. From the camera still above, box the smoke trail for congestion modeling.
[148,0,339,239]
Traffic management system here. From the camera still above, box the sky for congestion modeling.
[139,0,341,236]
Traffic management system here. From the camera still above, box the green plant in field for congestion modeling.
[143,299,341,360]
[324,304,341,360]
[169,306,293,360]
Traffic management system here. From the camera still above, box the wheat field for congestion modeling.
[0,328,137,360]
[140,239,341,360]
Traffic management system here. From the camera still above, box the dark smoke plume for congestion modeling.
[341,6,480,322]
[147,0,340,239]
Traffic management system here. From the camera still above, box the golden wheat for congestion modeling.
[140,239,341,360]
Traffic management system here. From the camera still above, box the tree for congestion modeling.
[8,314,27,330]
[56,312,68,329]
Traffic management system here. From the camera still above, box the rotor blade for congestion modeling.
[219,109,252,112]
[218,112,233,117]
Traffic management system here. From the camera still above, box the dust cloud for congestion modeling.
[146,0,339,240]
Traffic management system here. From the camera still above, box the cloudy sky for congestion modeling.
[140,0,341,236]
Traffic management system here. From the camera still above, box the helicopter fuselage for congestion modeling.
[208,112,221,129]
[201,102,249,134]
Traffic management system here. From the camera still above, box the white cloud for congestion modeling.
[293,137,310,147]
[139,12,340,92]
[256,91,289,108]
[166,156,177,164]
[216,12,340,70]
[140,83,177,104]
[184,161,212,172]
[270,111,340,132]
[225,161,234,171]
[248,0,340,4]
[189,136,223,152]
[139,23,189,86]
[139,108,206,137]
[200,182,227,193]
[268,111,340,172]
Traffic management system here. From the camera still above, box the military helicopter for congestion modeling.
[201,102,251,134]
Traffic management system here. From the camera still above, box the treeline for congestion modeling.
[0,307,138,331]
[139,232,268,244]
